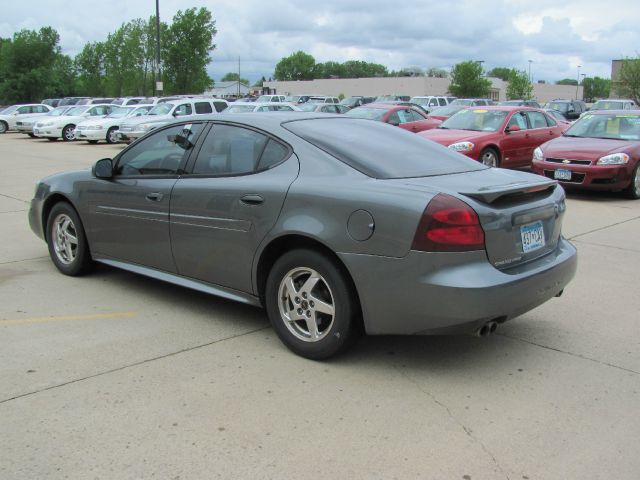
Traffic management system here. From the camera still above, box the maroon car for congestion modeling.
[345,103,441,133]
[532,110,640,199]
[419,106,567,168]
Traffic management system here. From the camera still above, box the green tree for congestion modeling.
[425,67,448,78]
[556,78,578,86]
[316,61,345,78]
[221,72,249,85]
[582,76,611,102]
[254,76,266,88]
[342,60,387,78]
[506,69,533,100]
[74,42,106,96]
[616,57,640,104]
[448,61,492,98]
[487,67,512,81]
[274,51,316,81]
[162,7,216,93]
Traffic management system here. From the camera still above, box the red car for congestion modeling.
[419,106,567,168]
[345,103,441,133]
[531,110,640,199]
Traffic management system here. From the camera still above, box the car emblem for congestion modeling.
[562,159,571,164]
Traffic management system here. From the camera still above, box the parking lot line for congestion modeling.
[0,311,137,326]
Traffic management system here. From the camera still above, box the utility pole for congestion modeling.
[528,60,533,82]
[576,65,581,100]
[155,0,163,96]
[238,56,241,98]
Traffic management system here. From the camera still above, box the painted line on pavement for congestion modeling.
[0,311,137,326]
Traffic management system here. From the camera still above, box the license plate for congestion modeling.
[521,221,545,253]
[554,169,572,181]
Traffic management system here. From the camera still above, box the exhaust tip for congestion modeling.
[476,321,498,337]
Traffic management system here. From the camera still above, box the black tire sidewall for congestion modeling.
[46,202,93,276]
[481,148,499,167]
[62,125,75,141]
[106,127,118,144]
[0,121,7,134]
[625,164,640,199]
[265,249,358,360]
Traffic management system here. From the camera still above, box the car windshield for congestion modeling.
[297,104,318,112]
[344,107,387,121]
[308,98,327,103]
[450,99,474,106]
[440,109,508,132]
[147,104,173,115]
[430,105,463,116]
[106,107,132,118]
[502,101,523,105]
[563,113,640,140]
[66,106,87,116]
[256,96,273,102]
[283,118,485,179]
[375,95,397,102]
[226,105,256,113]
[1,106,19,114]
[48,107,68,116]
[340,97,359,105]
[591,100,624,110]
[547,102,569,113]
[410,97,429,105]
[130,106,152,116]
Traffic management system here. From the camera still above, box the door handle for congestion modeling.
[240,194,264,205]
[146,192,164,202]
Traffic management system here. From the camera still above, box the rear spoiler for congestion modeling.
[459,179,557,204]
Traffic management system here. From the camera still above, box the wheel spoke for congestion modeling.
[309,295,334,316]
[283,277,298,301]
[304,316,319,340]
[65,231,78,245]
[300,275,319,294]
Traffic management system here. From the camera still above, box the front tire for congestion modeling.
[480,147,500,167]
[46,202,93,276]
[0,121,7,134]
[106,127,118,144]
[62,125,75,141]
[265,249,360,359]
[28,133,36,138]
[624,164,640,199]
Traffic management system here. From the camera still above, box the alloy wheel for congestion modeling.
[481,150,498,167]
[277,267,335,342]
[51,213,78,265]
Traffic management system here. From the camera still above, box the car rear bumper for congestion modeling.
[339,238,577,335]
[532,161,634,191]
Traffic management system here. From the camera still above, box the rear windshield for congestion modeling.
[283,118,486,179]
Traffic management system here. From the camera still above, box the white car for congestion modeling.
[16,106,73,137]
[33,104,113,141]
[116,98,228,142]
[0,104,53,133]
[225,102,301,113]
[74,105,154,144]
[255,95,287,103]
[410,96,454,114]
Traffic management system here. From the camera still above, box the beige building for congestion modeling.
[264,76,583,103]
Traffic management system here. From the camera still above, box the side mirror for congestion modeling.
[506,124,521,133]
[93,158,113,179]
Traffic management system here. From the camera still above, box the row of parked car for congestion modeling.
[2,93,638,199]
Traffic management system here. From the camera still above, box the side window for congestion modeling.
[387,111,401,124]
[508,112,528,130]
[278,105,294,111]
[429,98,438,107]
[544,113,558,127]
[17,106,31,114]
[525,111,548,129]
[407,109,424,122]
[272,97,280,102]
[195,102,213,114]
[624,103,631,110]
[192,125,268,175]
[258,139,290,170]
[320,106,332,113]
[438,98,447,106]
[213,102,227,112]
[174,104,192,116]
[115,123,202,176]
[35,105,47,113]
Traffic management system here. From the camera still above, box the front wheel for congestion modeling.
[265,249,361,359]
[480,148,500,167]
[624,164,640,199]
[0,121,7,134]
[46,202,93,276]
[106,127,118,144]
[62,125,75,141]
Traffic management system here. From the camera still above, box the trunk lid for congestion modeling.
[398,168,565,270]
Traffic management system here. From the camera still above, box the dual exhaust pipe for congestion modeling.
[476,320,498,337]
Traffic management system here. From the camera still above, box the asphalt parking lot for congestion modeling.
[0,132,639,480]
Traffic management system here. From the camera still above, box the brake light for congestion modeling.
[411,193,485,252]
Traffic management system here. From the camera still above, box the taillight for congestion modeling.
[411,193,485,252]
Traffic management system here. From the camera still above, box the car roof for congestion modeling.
[460,105,540,112]
[582,109,640,115]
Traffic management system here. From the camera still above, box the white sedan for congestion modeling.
[0,104,52,133]
[33,104,113,141]
[16,106,73,137]
[74,105,153,144]
[225,102,301,113]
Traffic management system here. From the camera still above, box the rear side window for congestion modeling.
[213,101,227,112]
[525,111,548,129]
[283,118,485,179]
[259,140,290,169]
[438,98,447,106]
[544,114,557,127]
[195,102,213,114]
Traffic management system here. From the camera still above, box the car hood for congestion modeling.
[541,135,638,159]
[40,115,92,125]
[122,114,174,127]
[419,128,495,146]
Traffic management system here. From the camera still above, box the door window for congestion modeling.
[114,124,202,176]
[525,111,548,129]
[174,104,192,116]
[192,125,268,175]
[195,102,213,114]
[544,113,558,127]
[507,112,528,130]
[407,109,424,122]
[438,98,447,106]
[17,106,31,114]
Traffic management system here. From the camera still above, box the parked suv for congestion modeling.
[501,99,541,108]
[589,99,639,111]
[256,95,287,103]
[116,98,228,143]
[307,96,340,104]
[410,96,453,114]
[544,99,587,120]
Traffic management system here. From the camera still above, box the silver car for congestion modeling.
[29,114,577,359]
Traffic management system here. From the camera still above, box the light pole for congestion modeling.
[576,65,581,100]
[579,73,586,100]
[528,59,533,82]
[155,0,162,96]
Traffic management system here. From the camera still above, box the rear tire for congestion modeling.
[62,124,75,141]
[624,164,640,199]
[480,148,500,167]
[28,133,36,138]
[265,249,361,359]
[46,202,93,276]
[47,137,58,141]
[0,121,7,134]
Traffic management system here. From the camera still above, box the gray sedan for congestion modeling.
[29,113,577,359]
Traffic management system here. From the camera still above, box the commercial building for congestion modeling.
[204,81,251,98]
[264,76,583,103]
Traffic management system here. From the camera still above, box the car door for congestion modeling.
[501,111,530,166]
[522,110,554,166]
[169,123,299,292]
[82,122,204,272]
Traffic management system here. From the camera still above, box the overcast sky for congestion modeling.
[1,0,638,84]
